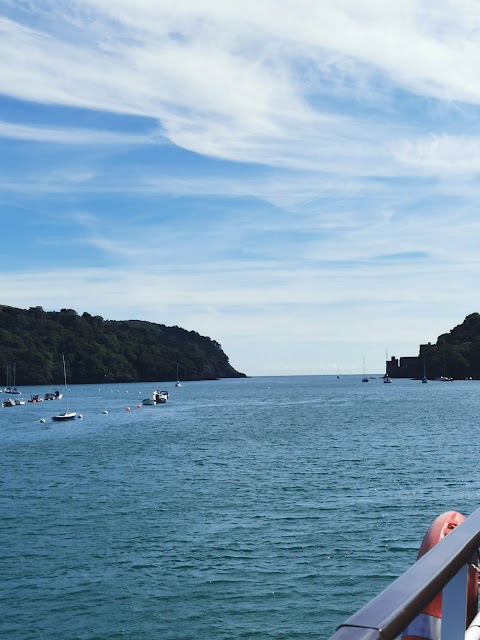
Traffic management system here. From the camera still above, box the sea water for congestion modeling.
[2,375,480,639]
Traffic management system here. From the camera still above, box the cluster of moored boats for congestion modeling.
[3,397,25,407]
[3,389,63,407]
[3,359,182,417]
[2,356,184,421]
[3,386,175,412]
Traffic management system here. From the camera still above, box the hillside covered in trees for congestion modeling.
[0,305,246,385]
[388,312,480,379]
[419,312,480,379]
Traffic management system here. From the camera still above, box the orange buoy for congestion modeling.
[402,510,478,640]
[125,406,131,411]
[136,404,141,409]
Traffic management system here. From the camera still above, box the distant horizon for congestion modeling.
[5,373,418,386]
[0,300,444,376]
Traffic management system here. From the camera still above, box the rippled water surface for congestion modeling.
[2,375,480,639]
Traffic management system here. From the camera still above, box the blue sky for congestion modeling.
[2,1,480,376]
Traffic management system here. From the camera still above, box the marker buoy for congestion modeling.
[77,414,83,419]
[136,404,141,409]
[402,510,478,640]
[102,410,108,414]
[125,407,131,411]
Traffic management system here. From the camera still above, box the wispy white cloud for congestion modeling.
[395,134,480,175]
[3,2,480,174]
[0,120,163,145]
[3,2,480,374]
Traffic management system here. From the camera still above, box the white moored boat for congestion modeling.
[384,349,392,382]
[175,364,181,387]
[52,412,77,422]
[52,355,77,422]
[142,390,168,406]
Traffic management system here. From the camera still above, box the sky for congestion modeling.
[2,1,480,376]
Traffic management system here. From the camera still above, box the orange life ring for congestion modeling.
[402,510,478,640]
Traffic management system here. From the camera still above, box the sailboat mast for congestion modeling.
[63,354,69,413]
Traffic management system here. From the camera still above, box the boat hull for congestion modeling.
[52,412,77,422]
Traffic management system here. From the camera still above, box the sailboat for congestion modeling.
[422,357,428,383]
[4,364,11,393]
[436,356,453,381]
[52,355,77,421]
[4,363,21,394]
[362,357,369,382]
[175,364,181,387]
[383,349,392,383]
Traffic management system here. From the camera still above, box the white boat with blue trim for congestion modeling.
[52,355,77,422]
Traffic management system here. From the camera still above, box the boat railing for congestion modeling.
[329,506,480,640]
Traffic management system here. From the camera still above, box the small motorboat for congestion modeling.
[29,394,43,403]
[142,390,168,405]
[45,390,63,400]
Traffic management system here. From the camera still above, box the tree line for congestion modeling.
[418,312,480,379]
[0,305,246,385]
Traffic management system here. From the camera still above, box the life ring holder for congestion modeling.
[402,510,478,640]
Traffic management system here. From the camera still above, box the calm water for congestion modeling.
[2,375,480,639]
